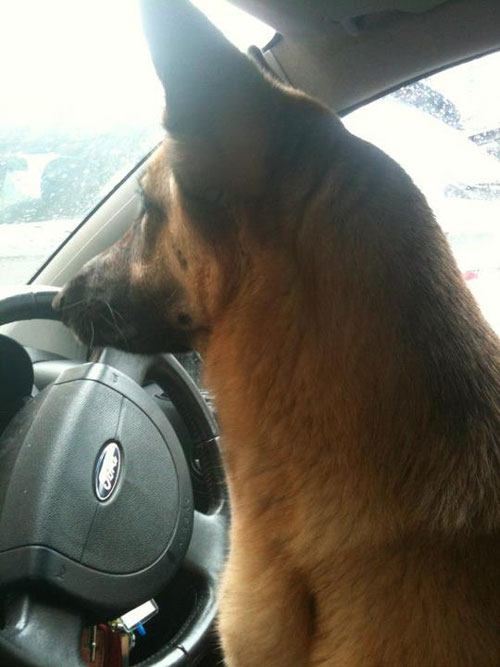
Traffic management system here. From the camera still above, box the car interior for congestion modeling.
[0,0,499,665]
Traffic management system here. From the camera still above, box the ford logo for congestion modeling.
[94,442,122,501]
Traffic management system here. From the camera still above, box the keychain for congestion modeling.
[81,599,159,666]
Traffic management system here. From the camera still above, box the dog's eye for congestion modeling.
[176,176,226,207]
[137,183,163,217]
[202,187,226,204]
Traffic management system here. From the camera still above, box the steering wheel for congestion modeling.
[0,286,228,667]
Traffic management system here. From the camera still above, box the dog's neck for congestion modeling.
[204,133,500,545]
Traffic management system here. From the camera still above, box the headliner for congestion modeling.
[231,0,500,112]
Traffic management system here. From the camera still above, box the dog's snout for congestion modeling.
[52,271,90,316]
[52,283,77,313]
[52,290,66,312]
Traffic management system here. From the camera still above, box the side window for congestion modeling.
[344,51,500,334]
[0,0,164,285]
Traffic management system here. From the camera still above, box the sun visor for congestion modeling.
[323,0,451,35]
[325,0,449,21]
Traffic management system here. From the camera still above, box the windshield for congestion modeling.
[0,0,273,285]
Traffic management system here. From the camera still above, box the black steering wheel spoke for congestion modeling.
[97,347,156,387]
[0,593,86,667]
[184,510,228,583]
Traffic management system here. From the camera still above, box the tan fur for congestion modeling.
[142,100,500,664]
[59,3,500,664]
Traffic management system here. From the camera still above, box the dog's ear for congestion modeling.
[140,0,280,198]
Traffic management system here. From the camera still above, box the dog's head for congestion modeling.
[54,0,340,353]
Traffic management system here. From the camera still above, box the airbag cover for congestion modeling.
[0,362,193,612]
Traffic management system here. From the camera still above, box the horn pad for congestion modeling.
[0,362,193,615]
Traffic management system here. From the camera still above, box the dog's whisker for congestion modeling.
[111,308,128,325]
[89,319,95,350]
[102,301,130,352]
[98,312,125,343]
[60,297,88,311]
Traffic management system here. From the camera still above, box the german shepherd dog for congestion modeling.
[55,1,500,664]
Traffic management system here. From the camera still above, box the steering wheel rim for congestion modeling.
[0,286,229,667]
